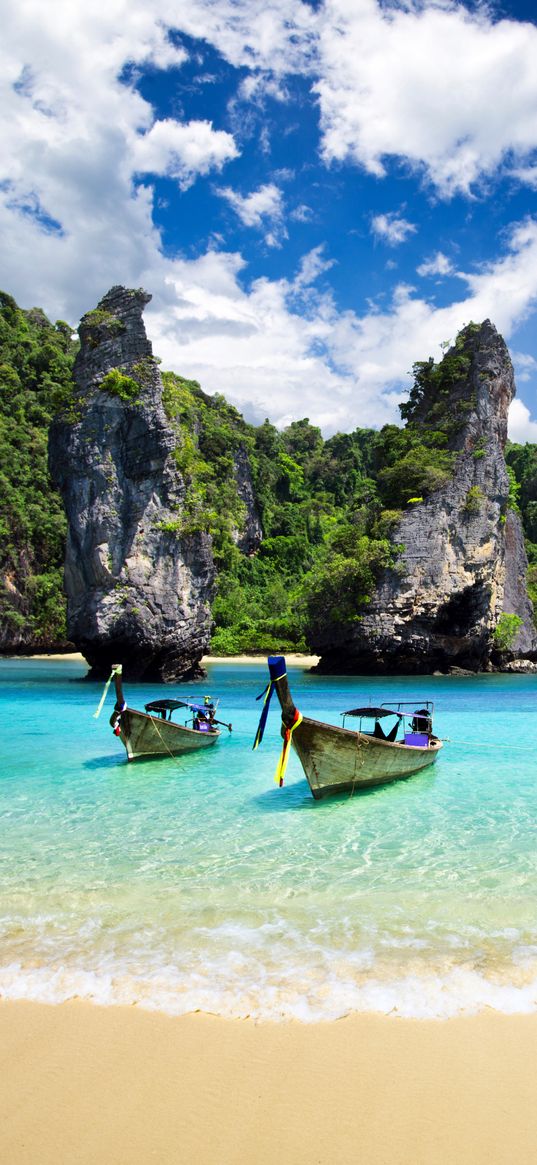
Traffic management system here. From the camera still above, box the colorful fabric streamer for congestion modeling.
[252,678,277,750]
[93,667,117,719]
[274,707,303,787]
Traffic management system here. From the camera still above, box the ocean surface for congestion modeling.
[0,658,536,1021]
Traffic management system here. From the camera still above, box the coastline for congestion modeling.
[202,652,320,666]
[1,1002,536,1165]
[15,651,320,666]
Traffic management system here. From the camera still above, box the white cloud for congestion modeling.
[315,1,537,196]
[0,0,243,320]
[511,165,537,190]
[511,351,537,384]
[141,216,537,435]
[371,212,417,245]
[417,252,454,278]
[173,0,318,75]
[133,119,238,188]
[217,182,284,236]
[508,399,537,443]
[293,245,335,288]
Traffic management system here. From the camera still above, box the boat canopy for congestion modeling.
[342,706,402,719]
[144,698,213,714]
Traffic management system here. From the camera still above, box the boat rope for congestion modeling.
[146,714,220,762]
[93,665,120,719]
[440,737,537,752]
[274,707,303,787]
[146,716,189,762]
[350,731,370,797]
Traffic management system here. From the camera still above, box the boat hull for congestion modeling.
[291,716,441,799]
[116,708,220,761]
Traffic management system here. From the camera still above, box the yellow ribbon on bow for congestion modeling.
[275,708,303,787]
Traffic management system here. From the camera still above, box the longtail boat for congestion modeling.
[254,656,442,800]
[96,664,230,761]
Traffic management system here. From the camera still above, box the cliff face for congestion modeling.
[313,320,537,673]
[232,446,263,553]
[49,286,214,681]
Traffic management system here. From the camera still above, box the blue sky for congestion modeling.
[3,1,537,438]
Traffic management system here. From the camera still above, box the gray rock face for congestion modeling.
[49,286,215,681]
[232,446,263,553]
[313,321,537,673]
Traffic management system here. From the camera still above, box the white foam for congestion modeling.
[1,958,536,1021]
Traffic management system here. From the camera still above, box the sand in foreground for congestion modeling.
[1,1003,536,1165]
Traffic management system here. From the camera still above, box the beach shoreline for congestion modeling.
[12,651,320,667]
[1,1001,535,1165]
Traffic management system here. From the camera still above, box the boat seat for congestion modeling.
[373,721,387,740]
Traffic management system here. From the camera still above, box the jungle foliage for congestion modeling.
[505,442,537,623]
[0,291,78,644]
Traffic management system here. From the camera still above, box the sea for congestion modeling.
[0,657,536,1021]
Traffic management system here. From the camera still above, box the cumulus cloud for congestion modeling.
[417,252,455,278]
[508,398,537,443]
[133,119,238,188]
[141,216,537,434]
[315,0,537,196]
[216,182,285,242]
[511,351,537,384]
[371,212,417,245]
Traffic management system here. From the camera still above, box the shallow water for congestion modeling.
[0,658,536,1019]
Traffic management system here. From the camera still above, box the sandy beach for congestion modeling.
[21,652,320,667]
[0,1002,536,1165]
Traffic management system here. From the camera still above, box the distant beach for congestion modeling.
[20,651,320,667]
[203,652,320,667]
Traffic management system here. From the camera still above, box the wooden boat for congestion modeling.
[254,656,442,799]
[106,664,229,761]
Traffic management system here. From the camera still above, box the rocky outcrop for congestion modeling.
[232,446,263,553]
[49,286,215,681]
[313,321,537,673]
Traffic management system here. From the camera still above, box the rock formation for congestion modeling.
[231,446,263,554]
[49,286,214,681]
[312,320,537,673]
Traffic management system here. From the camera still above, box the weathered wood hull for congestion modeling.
[117,708,220,761]
[290,716,441,799]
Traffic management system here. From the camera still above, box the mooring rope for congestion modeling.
[441,738,536,752]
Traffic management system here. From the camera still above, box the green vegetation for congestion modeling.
[99,368,141,402]
[493,613,523,653]
[504,443,537,624]
[80,308,125,346]
[463,485,485,514]
[0,291,78,643]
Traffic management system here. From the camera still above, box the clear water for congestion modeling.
[0,658,536,1020]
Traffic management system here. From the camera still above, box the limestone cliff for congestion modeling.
[312,321,537,673]
[49,286,214,681]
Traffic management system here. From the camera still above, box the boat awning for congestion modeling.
[342,706,402,719]
[145,699,214,714]
[145,699,190,713]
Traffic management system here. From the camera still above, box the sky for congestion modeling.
[3,1,537,439]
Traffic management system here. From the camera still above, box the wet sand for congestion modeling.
[0,1002,536,1165]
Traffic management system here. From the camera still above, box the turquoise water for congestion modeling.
[0,658,536,1020]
